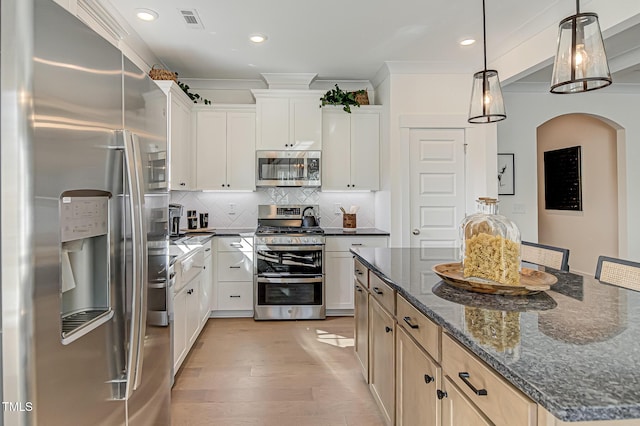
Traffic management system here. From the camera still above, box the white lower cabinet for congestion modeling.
[173,271,202,375]
[325,236,388,314]
[172,286,187,374]
[200,240,213,326]
[212,236,254,317]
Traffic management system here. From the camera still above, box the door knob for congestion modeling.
[412,229,420,235]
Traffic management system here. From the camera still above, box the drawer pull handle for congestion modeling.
[373,287,383,295]
[205,248,211,252]
[351,243,363,246]
[437,390,447,400]
[355,286,363,293]
[229,295,241,298]
[458,372,488,396]
[385,326,392,333]
[424,374,434,384]
[187,289,194,295]
[403,317,419,329]
[229,266,241,269]
[230,243,243,247]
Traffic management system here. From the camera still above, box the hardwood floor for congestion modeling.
[171,317,385,426]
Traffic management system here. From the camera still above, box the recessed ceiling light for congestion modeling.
[249,34,267,43]
[136,8,158,21]
[460,38,476,46]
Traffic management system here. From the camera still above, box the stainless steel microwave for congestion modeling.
[256,151,321,187]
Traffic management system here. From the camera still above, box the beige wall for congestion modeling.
[537,114,618,275]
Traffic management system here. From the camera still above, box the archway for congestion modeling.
[536,113,621,275]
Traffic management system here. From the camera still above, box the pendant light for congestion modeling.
[468,0,506,124]
[550,0,611,94]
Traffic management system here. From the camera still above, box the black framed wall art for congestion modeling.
[498,153,515,195]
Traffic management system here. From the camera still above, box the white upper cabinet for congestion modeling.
[156,81,194,190]
[195,106,256,191]
[252,90,324,150]
[322,106,381,191]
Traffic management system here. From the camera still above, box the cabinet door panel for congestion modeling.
[322,111,351,190]
[172,288,187,374]
[351,113,380,190]
[195,111,227,189]
[186,276,201,345]
[227,112,256,190]
[291,97,322,150]
[256,97,289,150]
[369,297,395,426]
[354,280,369,382]
[326,251,355,310]
[396,326,441,426]
[441,376,493,426]
[170,96,192,190]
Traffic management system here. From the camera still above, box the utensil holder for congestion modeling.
[343,213,356,230]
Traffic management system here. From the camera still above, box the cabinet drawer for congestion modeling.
[217,251,253,281]
[397,295,441,362]
[217,281,253,311]
[216,236,253,252]
[369,272,395,315]
[354,259,368,286]
[442,333,536,426]
[326,236,388,252]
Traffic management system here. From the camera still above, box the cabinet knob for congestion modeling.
[355,286,363,293]
[187,289,193,295]
[412,228,420,235]
[424,374,434,384]
[180,182,186,186]
[373,287,383,295]
[437,390,448,400]
[221,183,225,187]
[385,326,392,333]
[347,184,351,188]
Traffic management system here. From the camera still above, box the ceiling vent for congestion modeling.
[179,9,204,29]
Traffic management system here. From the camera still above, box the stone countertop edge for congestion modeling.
[350,249,640,423]
[322,227,390,236]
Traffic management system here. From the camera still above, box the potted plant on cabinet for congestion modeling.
[320,84,368,113]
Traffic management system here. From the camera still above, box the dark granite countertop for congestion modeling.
[351,247,640,423]
[322,227,390,236]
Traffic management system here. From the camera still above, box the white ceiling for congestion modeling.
[105,0,640,86]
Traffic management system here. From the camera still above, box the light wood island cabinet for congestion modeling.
[369,293,396,426]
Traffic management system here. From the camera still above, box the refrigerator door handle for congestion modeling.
[130,132,149,392]
[118,130,147,399]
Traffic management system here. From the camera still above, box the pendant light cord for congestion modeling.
[576,0,580,14]
[482,0,487,72]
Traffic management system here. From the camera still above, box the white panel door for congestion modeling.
[410,129,465,248]
[195,111,227,189]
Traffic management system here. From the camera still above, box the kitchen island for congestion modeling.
[351,247,640,424]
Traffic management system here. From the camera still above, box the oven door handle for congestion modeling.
[257,276,324,284]
[256,244,325,251]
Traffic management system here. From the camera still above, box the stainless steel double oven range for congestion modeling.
[254,205,325,320]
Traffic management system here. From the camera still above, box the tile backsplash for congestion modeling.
[171,188,377,230]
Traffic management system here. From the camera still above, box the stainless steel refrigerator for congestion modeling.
[1,0,171,425]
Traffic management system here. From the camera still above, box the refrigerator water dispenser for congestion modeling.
[59,190,113,344]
